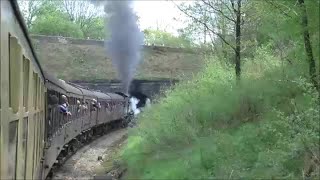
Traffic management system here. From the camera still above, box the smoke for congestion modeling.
[98,0,144,94]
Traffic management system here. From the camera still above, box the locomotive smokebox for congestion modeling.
[129,91,149,109]
[128,81,150,109]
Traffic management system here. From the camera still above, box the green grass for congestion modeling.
[121,46,320,179]
[32,37,205,81]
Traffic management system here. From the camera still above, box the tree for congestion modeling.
[30,2,83,38]
[298,0,318,90]
[259,0,319,90]
[175,0,246,80]
[233,0,242,81]
[62,0,103,38]
[18,0,44,28]
[18,0,105,40]
[143,29,193,48]
[82,17,106,40]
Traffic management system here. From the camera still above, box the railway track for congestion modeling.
[49,128,127,180]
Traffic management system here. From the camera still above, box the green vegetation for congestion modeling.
[123,46,319,179]
[143,29,194,48]
[19,0,106,39]
[121,0,320,179]
[31,6,84,38]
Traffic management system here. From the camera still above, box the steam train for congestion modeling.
[0,1,133,179]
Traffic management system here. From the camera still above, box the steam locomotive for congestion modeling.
[0,1,133,179]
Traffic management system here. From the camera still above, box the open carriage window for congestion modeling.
[23,56,30,111]
[8,120,18,179]
[48,90,59,105]
[9,35,22,113]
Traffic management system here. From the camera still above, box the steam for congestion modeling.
[98,0,144,94]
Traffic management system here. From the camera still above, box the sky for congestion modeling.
[132,1,188,36]
[18,0,190,36]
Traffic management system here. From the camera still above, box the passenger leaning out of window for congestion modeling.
[81,101,88,111]
[60,95,72,116]
[76,100,81,113]
[91,99,99,111]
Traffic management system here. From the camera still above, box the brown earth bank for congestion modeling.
[31,35,207,81]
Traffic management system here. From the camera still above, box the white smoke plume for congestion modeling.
[92,0,144,94]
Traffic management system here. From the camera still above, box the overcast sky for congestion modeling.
[132,1,188,35]
[18,0,189,36]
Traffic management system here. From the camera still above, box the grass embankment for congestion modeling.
[121,46,319,179]
[32,37,204,81]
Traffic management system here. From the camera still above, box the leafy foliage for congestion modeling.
[18,0,105,39]
[143,29,194,48]
[30,6,83,38]
[122,47,319,179]
[120,2,319,178]
[80,17,106,40]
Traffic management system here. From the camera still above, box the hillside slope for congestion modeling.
[122,46,319,179]
[31,35,205,81]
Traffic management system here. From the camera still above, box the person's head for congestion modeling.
[61,95,68,102]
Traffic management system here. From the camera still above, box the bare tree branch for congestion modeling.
[18,0,43,29]
[62,0,101,36]
[266,0,293,18]
[173,1,236,50]
[201,0,236,23]
[230,0,237,13]
[265,0,299,19]
[220,0,234,15]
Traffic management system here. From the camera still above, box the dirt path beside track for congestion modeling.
[52,129,127,180]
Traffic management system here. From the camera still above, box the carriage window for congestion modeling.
[39,83,42,109]
[8,120,18,179]
[40,112,44,143]
[38,114,41,163]
[33,73,38,109]
[9,35,21,113]
[37,77,40,109]
[38,85,41,109]
[48,90,58,105]
[70,97,74,105]
[38,114,42,162]
[107,102,111,109]
[33,114,38,172]
[22,117,28,179]
[23,57,30,111]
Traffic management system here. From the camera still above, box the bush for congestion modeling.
[122,46,319,179]
[31,12,84,38]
